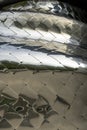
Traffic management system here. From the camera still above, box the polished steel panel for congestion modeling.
[0,71,87,130]
[0,11,87,73]
[0,1,87,130]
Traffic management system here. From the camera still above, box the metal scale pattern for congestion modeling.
[0,0,87,130]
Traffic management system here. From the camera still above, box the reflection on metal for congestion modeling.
[1,0,87,23]
[0,42,87,73]
[0,71,87,130]
[0,0,87,130]
[0,92,55,120]
[0,11,87,73]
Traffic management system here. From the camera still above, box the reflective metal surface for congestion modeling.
[0,42,87,73]
[1,0,87,22]
[0,11,87,73]
[0,71,87,130]
[0,0,87,130]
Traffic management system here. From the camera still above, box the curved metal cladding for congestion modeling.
[0,11,87,73]
[0,1,87,130]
